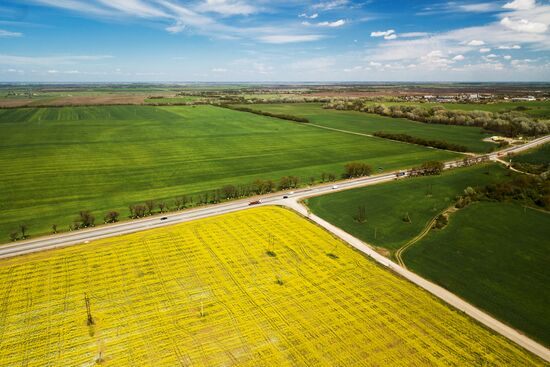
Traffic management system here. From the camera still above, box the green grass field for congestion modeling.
[237,103,495,153]
[512,143,550,165]
[404,202,550,346]
[306,164,512,252]
[0,104,457,240]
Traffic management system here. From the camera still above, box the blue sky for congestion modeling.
[0,0,549,82]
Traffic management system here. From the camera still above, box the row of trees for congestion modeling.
[7,163,372,241]
[324,100,550,136]
[373,131,468,152]
[220,105,310,123]
[410,161,445,176]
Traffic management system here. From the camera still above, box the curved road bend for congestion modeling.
[0,134,549,361]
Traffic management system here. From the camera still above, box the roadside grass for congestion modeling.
[0,105,457,241]
[0,206,542,366]
[404,202,550,346]
[235,103,495,153]
[306,163,512,252]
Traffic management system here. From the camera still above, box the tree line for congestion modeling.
[373,131,468,152]
[219,105,310,123]
[324,100,550,136]
[9,163,377,241]
[410,161,445,176]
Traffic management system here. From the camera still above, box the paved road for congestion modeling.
[1,134,549,361]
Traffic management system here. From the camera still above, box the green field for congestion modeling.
[306,164,550,345]
[237,103,495,153]
[0,105,457,240]
[405,202,550,346]
[306,164,512,252]
[512,143,550,165]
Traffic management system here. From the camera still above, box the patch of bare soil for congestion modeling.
[36,95,148,106]
[0,99,35,108]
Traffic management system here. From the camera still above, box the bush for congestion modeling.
[344,162,373,178]
[433,214,448,229]
[412,161,445,176]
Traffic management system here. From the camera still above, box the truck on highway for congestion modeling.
[249,199,262,206]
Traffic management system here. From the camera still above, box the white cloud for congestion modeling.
[384,34,397,40]
[453,54,465,61]
[317,19,346,27]
[299,13,318,19]
[498,44,522,49]
[421,50,453,66]
[479,47,491,52]
[486,54,499,58]
[258,34,324,44]
[0,54,114,65]
[369,61,382,67]
[503,0,536,10]
[371,29,395,37]
[211,67,227,72]
[504,55,513,59]
[501,17,548,33]
[467,39,485,46]
[458,3,499,12]
[291,57,334,70]
[312,0,349,11]
[400,32,429,38]
[0,29,22,37]
[196,0,256,16]
[96,0,168,18]
[343,65,367,72]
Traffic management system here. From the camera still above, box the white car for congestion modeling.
[289,191,295,195]
[332,185,339,189]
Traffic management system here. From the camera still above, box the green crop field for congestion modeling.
[0,207,543,366]
[306,164,550,345]
[306,164,512,252]
[237,103,495,153]
[0,104,457,241]
[512,143,550,165]
[404,202,550,346]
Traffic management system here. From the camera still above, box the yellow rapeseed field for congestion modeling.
[0,207,543,366]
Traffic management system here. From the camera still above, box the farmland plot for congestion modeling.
[0,207,542,366]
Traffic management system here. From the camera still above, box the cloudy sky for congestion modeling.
[1,0,549,82]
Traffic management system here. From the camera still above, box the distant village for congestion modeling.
[405,93,542,103]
